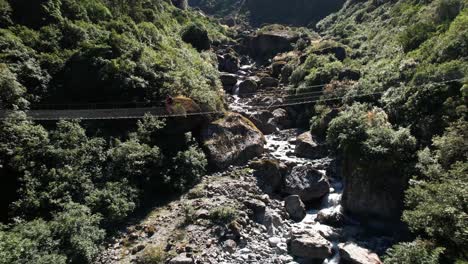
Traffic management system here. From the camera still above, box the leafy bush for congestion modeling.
[384,239,444,264]
[399,22,436,52]
[209,206,238,224]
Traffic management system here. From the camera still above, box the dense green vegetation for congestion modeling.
[0,113,208,263]
[0,0,223,263]
[0,0,229,110]
[300,0,467,262]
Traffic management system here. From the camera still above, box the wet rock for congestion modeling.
[260,76,279,88]
[268,108,292,129]
[284,195,306,222]
[289,232,333,260]
[271,61,287,78]
[181,24,210,51]
[248,111,277,135]
[169,254,193,264]
[338,243,383,264]
[316,208,344,227]
[201,113,265,169]
[220,73,238,87]
[238,78,258,95]
[294,132,326,159]
[283,165,330,202]
[250,159,282,194]
[218,53,240,73]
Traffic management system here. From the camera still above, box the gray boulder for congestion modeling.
[249,29,298,59]
[338,243,383,264]
[294,132,326,159]
[218,53,240,73]
[169,254,193,264]
[268,108,292,129]
[220,73,238,87]
[316,208,344,227]
[238,78,258,95]
[284,195,306,222]
[201,113,265,169]
[250,159,282,194]
[244,199,266,223]
[248,110,277,135]
[260,76,279,88]
[289,232,333,260]
[283,165,330,202]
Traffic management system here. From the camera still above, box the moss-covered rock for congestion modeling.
[201,112,265,169]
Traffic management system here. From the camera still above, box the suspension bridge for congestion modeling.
[0,78,463,121]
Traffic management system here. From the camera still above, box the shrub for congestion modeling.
[209,206,238,224]
[399,22,436,52]
[384,239,444,264]
[139,245,170,264]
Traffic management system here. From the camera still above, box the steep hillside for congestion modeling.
[284,0,467,262]
[0,0,229,110]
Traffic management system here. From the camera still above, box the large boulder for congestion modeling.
[249,29,298,59]
[288,232,333,260]
[244,199,266,223]
[283,165,330,202]
[201,113,265,169]
[220,73,238,93]
[260,76,279,88]
[163,96,206,134]
[171,0,188,10]
[268,108,292,130]
[238,78,258,95]
[248,110,277,135]
[271,61,287,78]
[250,159,282,194]
[294,132,327,159]
[338,243,382,264]
[284,195,306,222]
[218,53,240,73]
[316,208,344,227]
[181,24,210,51]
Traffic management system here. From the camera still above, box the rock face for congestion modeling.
[201,113,265,169]
[250,159,283,194]
[283,165,330,202]
[338,243,383,264]
[171,0,188,10]
[294,132,326,159]
[181,25,210,51]
[284,195,306,222]
[342,159,408,221]
[289,232,333,260]
[238,78,258,95]
[249,30,298,59]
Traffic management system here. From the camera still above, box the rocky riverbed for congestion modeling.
[98,26,389,264]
